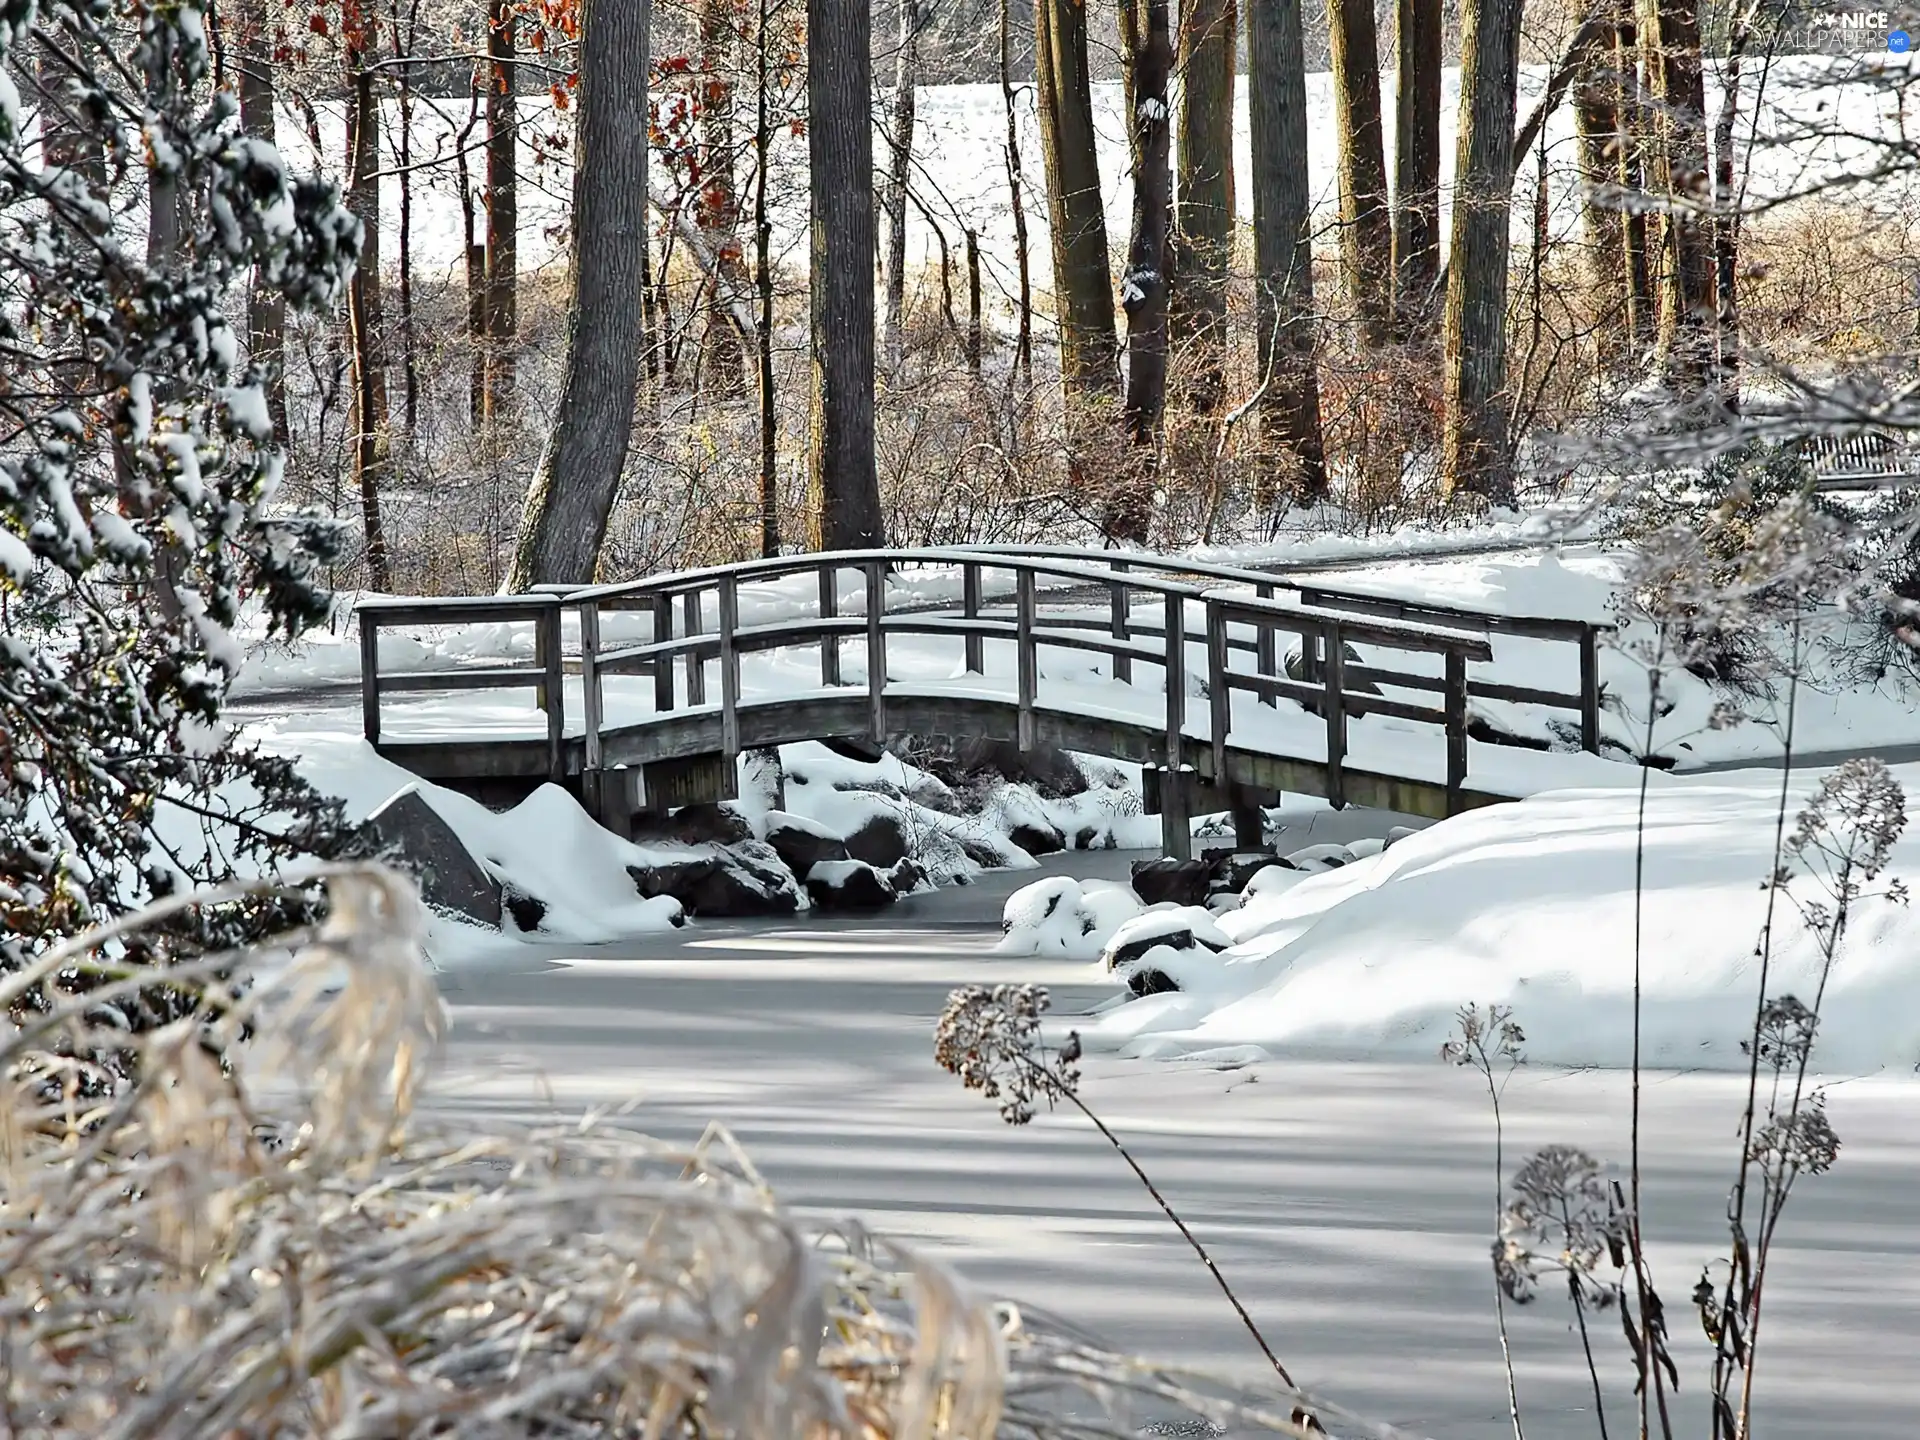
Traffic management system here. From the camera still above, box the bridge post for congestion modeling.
[1016,569,1037,751]
[652,594,675,712]
[1322,620,1346,809]
[819,566,843,687]
[580,601,604,774]
[1110,561,1132,685]
[1578,625,1601,754]
[718,575,741,762]
[358,612,381,745]
[1163,594,1185,770]
[1254,584,1276,707]
[1159,767,1193,862]
[1445,649,1468,809]
[537,603,565,784]
[865,561,888,742]
[962,562,984,674]
[681,591,706,707]
[1206,597,1230,788]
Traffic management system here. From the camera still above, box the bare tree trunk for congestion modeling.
[754,0,779,555]
[1002,0,1034,380]
[1711,0,1754,412]
[700,0,750,399]
[456,89,486,425]
[344,32,392,587]
[506,0,652,589]
[807,0,884,548]
[392,0,421,435]
[883,0,919,373]
[1646,0,1713,397]
[1034,0,1118,399]
[1574,24,1633,372]
[1170,0,1235,413]
[966,227,984,377]
[1116,0,1145,178]
[234,0,287,441]
[1108,0,1173,542]
[483,0,518,424]
[1441,0,1522,503]
[1328,0,1392,343]
[1249,0,1326,503]
[1392,0,1442,337]
[1615,14,1654,355]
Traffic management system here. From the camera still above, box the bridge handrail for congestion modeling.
[356,544,1611,821]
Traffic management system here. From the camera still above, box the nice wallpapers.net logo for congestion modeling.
[1791,7,1910,50]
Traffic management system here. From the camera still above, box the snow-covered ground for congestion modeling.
[427,858,1920,1438]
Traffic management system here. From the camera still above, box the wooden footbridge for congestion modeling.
[354,546,1614,859]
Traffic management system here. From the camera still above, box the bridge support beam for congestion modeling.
[1152,765,1193,862]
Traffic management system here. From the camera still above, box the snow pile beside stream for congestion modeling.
[1078,768,1920,1073]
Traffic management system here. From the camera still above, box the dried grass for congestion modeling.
[0,864,1400,1439]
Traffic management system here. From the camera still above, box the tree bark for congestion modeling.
[234,0,287,442]
[807,0,884,549]
[754,0,780,555]
[1646,0,1713,396]
[344,29,392,587]
[1249,0,1327,503]
[883,0,919,373]
[1441,0,1522,503]
[1392,0,1442,338]
[1109,0,1173,542]
[1034,0,1118,398]
[1710,0,1752,411]
[1328,0,1392,343]
[1573,25,1633,371]
[1615,14,1655,354]
[1170,0,1235,413]
[456,91,486,424]
[506,0,652,590]
[700,0,750,399]
[483,0,518,423]
[1001,0,1034,379]
[392,0,421,435]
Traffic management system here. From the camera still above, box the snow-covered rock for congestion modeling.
[805,859,898,912]
[995,876,1147,960]
[627,840,804,919]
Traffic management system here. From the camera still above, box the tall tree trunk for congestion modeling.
[235,0,287,441]
[1392,0,1442,337]
[1108,0,1173,542]
[1034,0,1118,398]
[883,0,919,373]
[392,0,421,435]
[807,0,884,549]
[1328,0,1392,342]
[1116,0,1145,179]
[1646,0,1712,397]
[1615,14,1654,355]
[700,0,749,398]
[506,0,652,589]
[755,0,780,555]
[1573,28,1633,372]
[483,0,518,424]
[1441,0,1522,503]
[1170,0,1235,413]
[1001,0,1034,379]
[457,91,486,424]
[344,37,392,587]
[1711,0,1754,412]
[1249,0,1326,503]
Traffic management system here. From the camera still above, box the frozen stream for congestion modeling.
[429,810,1920,1439]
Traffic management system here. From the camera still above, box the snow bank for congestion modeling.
[1083,767,1920,1072]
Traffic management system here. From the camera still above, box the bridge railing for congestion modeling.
[355,593,569,779]
[353,545,1610,819]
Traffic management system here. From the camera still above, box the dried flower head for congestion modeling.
[1442,1004,1526,1070]
[934,984,1081,1125]
[1742,994,1819,1072]
[1498,1146,1628,1308]
[1785,757,1907,884]
[1749,1092,1842,1177]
